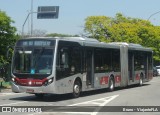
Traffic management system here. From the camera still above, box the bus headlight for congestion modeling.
[11,77,18,85]
[48,78,53,83]
[12,77,15,82]
[44,77,54,86]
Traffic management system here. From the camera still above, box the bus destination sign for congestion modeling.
[17,40,55,47]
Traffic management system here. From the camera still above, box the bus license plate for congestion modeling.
[26,89,34,93]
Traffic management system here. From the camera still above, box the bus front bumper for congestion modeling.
[11,81,55,94]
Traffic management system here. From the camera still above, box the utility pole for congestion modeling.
[147,11,160,21]
[22,2,59,38]
[31,0,33,36]
[22,12,36,37]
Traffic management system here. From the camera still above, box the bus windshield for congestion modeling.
[13,47,54,75]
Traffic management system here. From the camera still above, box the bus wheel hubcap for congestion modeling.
[74,84,79,94]
[140,78,143,85]
[110,81,113,89]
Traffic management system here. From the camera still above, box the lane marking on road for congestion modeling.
[0,93,24,96]
[150,80,160,83]
[68,94,119,107]
[30,94,119,115]
[66,94,119,115]
[0,101,28,106]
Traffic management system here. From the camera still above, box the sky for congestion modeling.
[1,0,160,35]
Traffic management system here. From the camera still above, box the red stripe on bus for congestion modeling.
[15,77,47,86]
[136,74,140,80]
[115,75,121,83]
[100,76,109,85]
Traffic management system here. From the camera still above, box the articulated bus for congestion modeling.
[11,37,153,98]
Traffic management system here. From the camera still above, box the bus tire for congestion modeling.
[72,80,81,98]
[35,93,44,98]
[108,77,115,92]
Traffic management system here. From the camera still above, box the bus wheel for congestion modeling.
[35,93,44,98]
[108,77,115,92]
[72,80,81,98]
[139,76,143,86]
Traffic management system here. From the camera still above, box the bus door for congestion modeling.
[129,52,134,82]
[143,54,148,79]
[86,49,94,87]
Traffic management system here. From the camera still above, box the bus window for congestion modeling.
[70,47,81,74]
[148,52,153,70]
[94,49,104,73]
[94,48,112,73]
[56,41,82,80]
[134,52,144,70]
[112,49,120,72]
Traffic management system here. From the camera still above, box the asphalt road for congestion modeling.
[0,77,160,115]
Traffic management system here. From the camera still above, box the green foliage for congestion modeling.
[84,13,160,64]
[84,16,112,42]
[0,10,19,64]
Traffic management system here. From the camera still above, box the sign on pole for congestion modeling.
[37,6,59,19]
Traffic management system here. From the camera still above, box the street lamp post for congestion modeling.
[31,0,33,36]
[22,11,57,37]
[22,12,37,38]
[22,0,34,38]
[147,11,160,21]
[22,2,59,37]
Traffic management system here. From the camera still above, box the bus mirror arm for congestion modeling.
[141,65,144,69]
[61,53,66,64]
[6,45,14,59]
[61,52,68,65]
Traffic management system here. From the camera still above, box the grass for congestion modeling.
[0,81,11,89]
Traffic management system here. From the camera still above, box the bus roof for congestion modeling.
[20,37,152,52]
[108,42,152,52]
[22,37,99,42]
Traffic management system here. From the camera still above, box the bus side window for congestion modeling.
[70,47,81,74]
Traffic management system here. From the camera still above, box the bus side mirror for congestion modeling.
[61,53,66,64]
[61,52,68,68]
[141,65,144,69]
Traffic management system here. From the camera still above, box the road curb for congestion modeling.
[0,88,12,93]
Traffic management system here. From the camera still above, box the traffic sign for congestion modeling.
[37,6,59,19]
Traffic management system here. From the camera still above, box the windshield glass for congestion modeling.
[13,47,54,74]
[156,66,160,69]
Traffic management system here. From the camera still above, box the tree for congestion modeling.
[0,10,18,64]
[84,16,112,42]
[84,13,160,64]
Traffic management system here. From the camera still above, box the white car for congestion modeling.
[156,66,160,76]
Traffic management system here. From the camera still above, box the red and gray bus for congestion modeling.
[11,37,153,98]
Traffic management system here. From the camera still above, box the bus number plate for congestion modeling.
[26,89,34,93]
